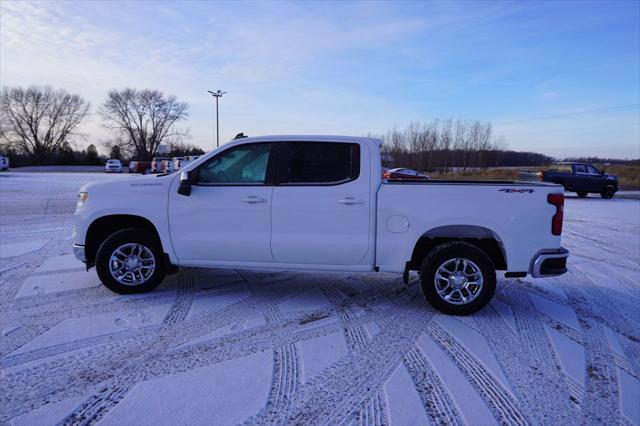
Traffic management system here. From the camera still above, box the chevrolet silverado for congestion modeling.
[73,136,568,315]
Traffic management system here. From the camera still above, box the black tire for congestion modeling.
[95,228,166,294]
[577,191,588,198]
[600,185,615,199]
[420,242,496,315]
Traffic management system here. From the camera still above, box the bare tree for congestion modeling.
[440,118,453,172]
[101,89,189,160]
[0,86,89,164]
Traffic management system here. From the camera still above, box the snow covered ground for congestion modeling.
[1,172,638,425]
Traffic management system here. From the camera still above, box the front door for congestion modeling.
[270,141,372,266]
[168,142,274,263]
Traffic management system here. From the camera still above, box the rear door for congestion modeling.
[584,165,606,192]
[571,164,589,190]
[270,141,371,266]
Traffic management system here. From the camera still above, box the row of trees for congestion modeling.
[0,86,193,164]
[379,120,553,172]
[4,85,633,169]
[3,141,205,168]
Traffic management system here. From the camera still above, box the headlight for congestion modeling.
[76,192,88,209]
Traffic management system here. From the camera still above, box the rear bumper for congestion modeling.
[530,247,569,277]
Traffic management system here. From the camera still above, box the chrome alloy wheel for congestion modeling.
[434,258,484,305]
[109,243,156,286]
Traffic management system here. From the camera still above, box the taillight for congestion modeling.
[537,171,544,181]
[547,193,564,235]
[383,171,391,180]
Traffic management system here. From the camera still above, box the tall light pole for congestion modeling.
[207,89,227,148]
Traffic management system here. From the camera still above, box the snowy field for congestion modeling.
[1,172,639,426]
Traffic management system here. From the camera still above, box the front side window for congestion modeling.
[574,165,588,173]
[283,142,360,185]
[586,166,599,175]
[197,143,271,184]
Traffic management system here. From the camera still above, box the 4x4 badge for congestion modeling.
[499,188,535,193]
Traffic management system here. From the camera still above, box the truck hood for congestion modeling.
[79,173,175,195]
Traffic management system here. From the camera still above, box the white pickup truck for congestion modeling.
[73,135,568,315]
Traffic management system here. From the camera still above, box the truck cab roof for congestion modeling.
[231,135,382,146]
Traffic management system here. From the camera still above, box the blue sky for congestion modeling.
[1,0,638,158]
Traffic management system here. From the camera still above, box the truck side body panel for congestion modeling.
[375,182,562,273]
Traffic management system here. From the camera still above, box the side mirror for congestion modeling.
[177,170,193,196]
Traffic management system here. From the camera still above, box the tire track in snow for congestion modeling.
[496,287,580,420]
[0,274,323,420]
[357,392,389,426]
[403,347,464,426]
[577,316,621,424]
[241,268,301,426]
[428,321,529,426]
[519,277,639,346]
[37,269,312,424]
[320,283,369,354]
[556,269,622,425]
[282,298,433,426]
[2,271,192,421]
[248,343,301,426]
[503,293,640,382]
[58,268,198,425]
[245,275,403,426]
[318,282,390,425]
[1,291,176,357]
[0,326,159,369]
[527,265,623,424]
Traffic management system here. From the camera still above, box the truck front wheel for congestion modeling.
[577,191,588,198]
[420,242,496,315]
[601,185,615,199]
[95,228,166,294]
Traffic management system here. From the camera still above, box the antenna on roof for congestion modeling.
[234,133,248,140]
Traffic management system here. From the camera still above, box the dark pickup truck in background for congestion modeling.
[528,163,618,199]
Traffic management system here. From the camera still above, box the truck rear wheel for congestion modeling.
[420,242,496,315]
[601,185,615,199]
[95,228,166,294]
[577,191,588,198]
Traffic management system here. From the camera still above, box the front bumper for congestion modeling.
[73,244,86,262]
[530,247,569,277]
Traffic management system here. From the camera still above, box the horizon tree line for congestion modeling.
[377,120,556,172]
[0,86,194,164]
[0,85,637,167]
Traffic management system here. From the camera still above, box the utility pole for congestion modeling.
[207,89,227,148]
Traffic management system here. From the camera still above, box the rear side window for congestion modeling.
[283,142,360,185]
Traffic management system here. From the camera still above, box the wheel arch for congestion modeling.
[408,225,508,271]
[84,214,164,268]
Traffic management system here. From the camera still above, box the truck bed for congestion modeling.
[384,179,559,186]
[376,179,563,274]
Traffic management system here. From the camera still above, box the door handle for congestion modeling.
[339,197,364,205]
[243,196,266,204]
